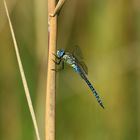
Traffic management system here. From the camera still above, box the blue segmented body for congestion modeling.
[56,48,104,109]
[77,66,104,108]
[71,62,104,109]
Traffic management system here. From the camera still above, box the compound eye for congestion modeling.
[57,49,65,58]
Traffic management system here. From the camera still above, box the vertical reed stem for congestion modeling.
[46,0,57,140]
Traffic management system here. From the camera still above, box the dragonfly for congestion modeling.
[53,46,104,109]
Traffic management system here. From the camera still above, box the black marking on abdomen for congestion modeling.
[79,69,104,109]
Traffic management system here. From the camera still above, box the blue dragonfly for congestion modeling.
[53,46,104,109]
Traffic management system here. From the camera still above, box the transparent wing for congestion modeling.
[73,45,84,60]
[66,45,88,74]
[79,61,88,75]
[66,45,84,60]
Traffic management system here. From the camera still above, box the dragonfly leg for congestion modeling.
[51,68,61,72]
[52,59,62,65]
[61,61,64,70]
[52,53,60,59]
[51,61,64,72]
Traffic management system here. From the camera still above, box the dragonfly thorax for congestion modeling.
[63,53,76,65]
[63,53,80,73]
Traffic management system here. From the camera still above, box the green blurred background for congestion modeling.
[0,0,140,140]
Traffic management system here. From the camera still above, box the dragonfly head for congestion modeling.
[57,49,65,58]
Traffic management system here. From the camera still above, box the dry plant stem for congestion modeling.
[46,0,57,140]
[50,0,66,17]
[3,1,41,140]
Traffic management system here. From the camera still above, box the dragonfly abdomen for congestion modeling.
[79,69,104,109]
